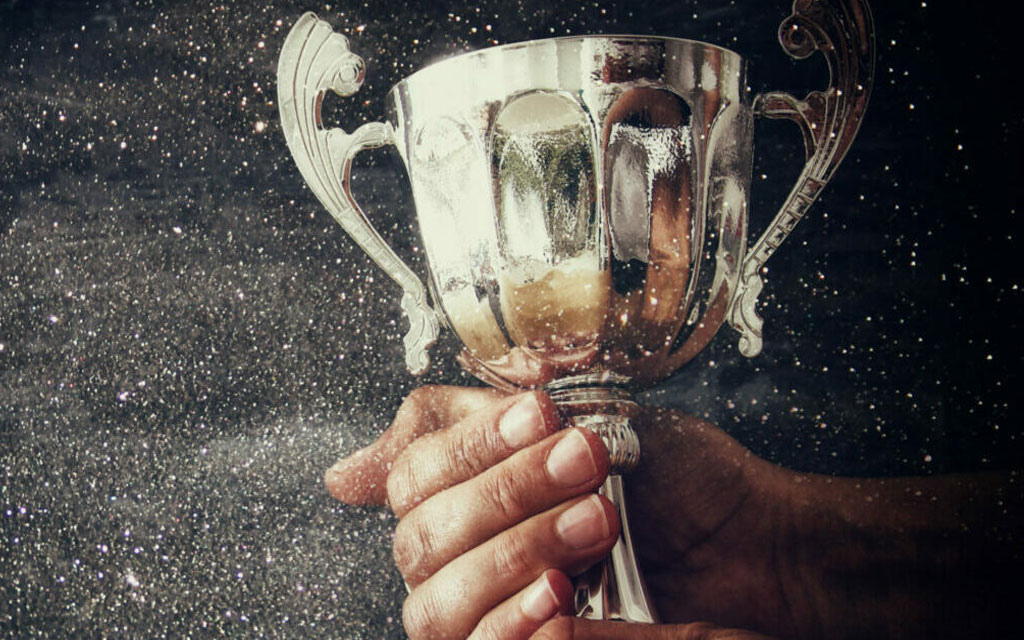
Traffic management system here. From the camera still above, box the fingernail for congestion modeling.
[556,495,610,549]
[546,430,597,487]
[499,394,545,449]
[520,573,559,622]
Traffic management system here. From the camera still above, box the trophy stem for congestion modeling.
[575,474,660,623]
[544,375,659,623]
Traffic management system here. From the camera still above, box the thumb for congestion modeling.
[323,438,395,506]
[323,385,508,506]
[322,396,436,506]
[322,386,462,506]
[531,617,776,640]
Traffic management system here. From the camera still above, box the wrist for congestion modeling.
[768,470,845,639]
[776,471,1023,639]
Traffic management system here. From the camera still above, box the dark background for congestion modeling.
[1,0,1020,637]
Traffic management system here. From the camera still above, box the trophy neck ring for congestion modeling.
[544,372,634,407]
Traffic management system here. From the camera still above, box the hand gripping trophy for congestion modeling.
[277,0,874,623]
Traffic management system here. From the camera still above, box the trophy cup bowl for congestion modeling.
[278,0,873,624]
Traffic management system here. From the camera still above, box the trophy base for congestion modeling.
[543,375,659,623]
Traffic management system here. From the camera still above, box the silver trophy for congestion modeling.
[278,0,873,623]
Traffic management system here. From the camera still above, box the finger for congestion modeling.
[402,494,620,640]
[386,390,562,517]
[531,617,777,639]
[324,385,504,505]
[468,569,575,640]
[394,428,610,584]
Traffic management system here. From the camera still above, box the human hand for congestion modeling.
[621,408,1024,639]
[618,407,796,635]
[532,617,774,639]
[325,386,621,638]
[327,386,1022,639]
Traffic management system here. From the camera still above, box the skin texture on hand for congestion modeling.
[775,469,1022,638]
[624,408,1023,639]
[325,385,1023,639]
[531,617,774,639]
[622,408,797,635]
[324,386,793,638]
[325,388,622,639]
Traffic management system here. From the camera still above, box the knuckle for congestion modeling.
[402,586,452,640]
[387,440,431,514]
[483,465,529,524]
[392,514,435,582]
[444,404,510,478]
[490,527,535,580]
[467,615,503,640]
[441,433,476,478]
[385,457,412,513]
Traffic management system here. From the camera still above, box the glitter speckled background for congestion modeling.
[1,1,1020,637]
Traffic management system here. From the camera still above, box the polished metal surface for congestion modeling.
[728,0,875,357]
[387,35,752,390]
[573,474,658,623]
[277,16,440,375]
[277,0,874,625]
[563,407,656,621]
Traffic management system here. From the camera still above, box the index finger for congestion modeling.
[324,385,506,506]
[386,390,563,517]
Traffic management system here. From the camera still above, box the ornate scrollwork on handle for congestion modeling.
[278,13,439,374]
[728,0,874,357]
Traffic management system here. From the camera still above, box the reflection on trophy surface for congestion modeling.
[397,38,754,399]
[278,0,874,623]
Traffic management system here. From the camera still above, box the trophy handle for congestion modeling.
[728,0,875,357]
[277,13,439,375]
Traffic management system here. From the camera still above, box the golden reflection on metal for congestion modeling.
[277,0,874,624]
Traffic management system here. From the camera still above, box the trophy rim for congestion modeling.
[395,33,746,89]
